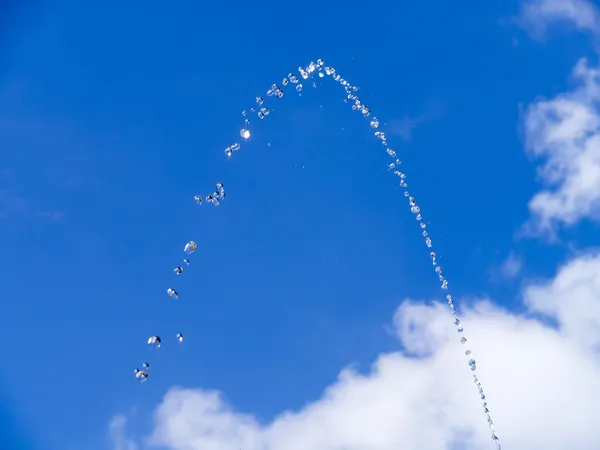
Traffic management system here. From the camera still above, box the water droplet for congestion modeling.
[134,369,148,382]
[240,129,250,139]
[411,206,420,214]
[184,241,197,254]
[194,195,203,205]
[296,84,303,92]
[147,336,161,348]
[370,117,379,128]
[461,337,467,344]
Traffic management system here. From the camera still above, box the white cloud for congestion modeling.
[524,252,600,349]
[108,416,138,450]
[518,0,600,38]
[112,253,600,450]
[522,58,600,233]
[500,253,523,279]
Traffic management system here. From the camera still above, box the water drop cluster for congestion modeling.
[134,182,223,382]
[194,182,226,206]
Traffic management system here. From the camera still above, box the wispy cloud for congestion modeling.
[0,189,64,221]
[108,416,137,450]
[517,0,600,39]
[39,210,65,220]
[0,189,29,219]
[489,252,523,281]
[387,100,444,141]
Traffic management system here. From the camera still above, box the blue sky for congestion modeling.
[2,1,600,449]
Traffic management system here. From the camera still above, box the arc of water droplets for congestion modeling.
[226,59,501,449]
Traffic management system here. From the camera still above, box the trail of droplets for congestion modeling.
[133,183,225,381]
[224,59,501,448]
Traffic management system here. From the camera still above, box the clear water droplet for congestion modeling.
[184,241,197,254]
[240,129,250,139]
